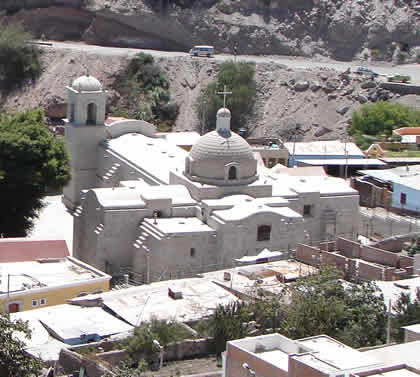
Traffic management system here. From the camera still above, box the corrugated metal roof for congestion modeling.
[0,239,69,263]
[298,159,386,166]
[284,140,364,157]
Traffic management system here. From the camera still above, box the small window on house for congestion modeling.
[303,204,312,217]
[190,248,196,257]
[228,166,237,180]
[257,225,271,241]
[40,298,46,306]
[401,193,407,205]
[32,299,38,307]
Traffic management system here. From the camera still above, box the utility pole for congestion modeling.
[387,298,392,344]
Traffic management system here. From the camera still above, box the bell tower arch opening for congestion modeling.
[86,102,97,125]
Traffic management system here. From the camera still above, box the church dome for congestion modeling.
[72,75,102,92]
[186,128,258,186]
[189,130,254,162]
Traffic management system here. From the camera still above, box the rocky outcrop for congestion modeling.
[4,0,420,61]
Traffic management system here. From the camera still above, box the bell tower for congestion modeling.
[62,75,106,210]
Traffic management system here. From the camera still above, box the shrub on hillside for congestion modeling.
[197,61,257,134]
[112,53,178,131]
[0,20,42,91]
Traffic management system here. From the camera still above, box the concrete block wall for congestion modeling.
[336,237,361,258]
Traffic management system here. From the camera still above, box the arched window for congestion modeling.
[228,166,237,180]
[257,225,271,241]
[86,102,97,125]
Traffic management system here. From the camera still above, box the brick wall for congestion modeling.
[361,245,399,267]
[399,255,414,269]
[295,244,321,266]
[321,251,348,274]
[337,237,361,258]
[358,261,384,281]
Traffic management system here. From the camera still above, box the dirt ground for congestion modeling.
[142,356,221,377]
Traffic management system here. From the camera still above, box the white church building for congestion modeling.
[62,75,360,282]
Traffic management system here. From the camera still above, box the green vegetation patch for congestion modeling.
[350,102,420,150]
[197,61,257,134]
[125,317,195,359]
[112,53,178,132]
[198,267,387,353]
[388,75,411,83]
[0,20,42,91]
[0,108,71,236]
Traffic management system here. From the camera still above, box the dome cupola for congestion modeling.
[72,75,102,92]
[185,106,258,186]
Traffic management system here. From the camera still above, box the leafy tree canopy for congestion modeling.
[201,267,387,352]
[280,266,386,348]
[0,108,71,236]
[393,287,420,342]
[197,61,256,134]
[0,19,42,91]
[112,52,178,132]
[0,312,42,377]
[350,102,420,149]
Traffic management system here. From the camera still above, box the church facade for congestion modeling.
[63,75,360,282]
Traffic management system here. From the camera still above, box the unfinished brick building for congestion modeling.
[295,237,416,281]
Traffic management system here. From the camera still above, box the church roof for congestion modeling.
[72,75,102,92]
[189,130,254,161]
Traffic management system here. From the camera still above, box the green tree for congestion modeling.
[126,317,192,360]
[112,53,178,132]
[0,108,71,236]
[197,61,256,133]
[0,312,42,377]
[350,102,420,149]
[392,288,420,342]
[281,267,386,348]
[0,20,42,91]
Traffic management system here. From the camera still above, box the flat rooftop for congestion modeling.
[296,336,381,373]
[362,340,420,369]
[108,133,187,184]
[143,217,215,234]
[203,260,318,297]
[70,277,239,325]
[0,257,107,295]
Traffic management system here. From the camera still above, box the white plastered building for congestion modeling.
[62,75,360,281]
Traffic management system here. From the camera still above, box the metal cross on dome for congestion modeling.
[217,85,232,107]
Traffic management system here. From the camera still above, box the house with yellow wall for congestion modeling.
[0,239,111,313]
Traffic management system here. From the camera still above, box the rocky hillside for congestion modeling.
[2,48,418,143]
[3,0,420,62]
